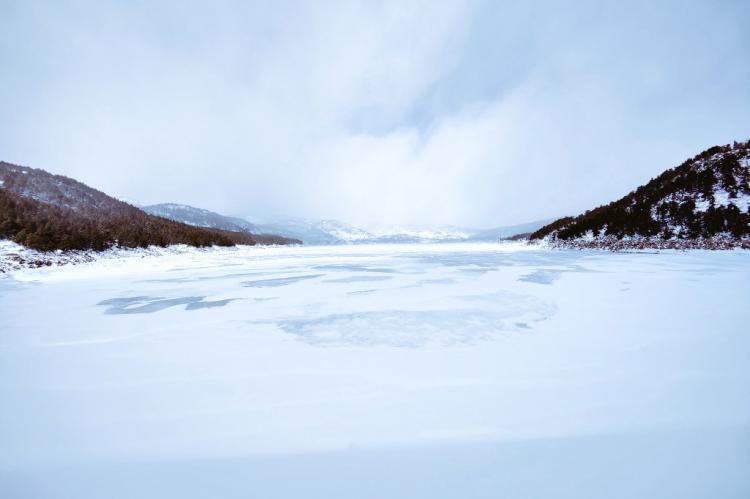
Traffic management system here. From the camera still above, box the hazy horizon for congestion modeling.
[2,0,749,227]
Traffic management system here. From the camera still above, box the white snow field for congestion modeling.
[1,243,749,499]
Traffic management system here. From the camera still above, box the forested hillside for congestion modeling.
[531,140,750,248]
[0,162,290,251]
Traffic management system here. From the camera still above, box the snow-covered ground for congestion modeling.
[1,243,749,498]
[0,239,237,273]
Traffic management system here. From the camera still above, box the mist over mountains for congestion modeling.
[237,217,556,245]
[2,138,749,252]
[141,139,750,249]
[143,208,554,245]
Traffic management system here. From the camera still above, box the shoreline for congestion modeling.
[0,241,296,274]
[537,235,750,251]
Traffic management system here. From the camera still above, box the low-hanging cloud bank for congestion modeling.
[1,0,748,227]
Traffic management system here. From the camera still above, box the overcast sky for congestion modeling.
[1,0,748,227]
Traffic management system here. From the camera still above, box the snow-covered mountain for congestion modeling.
[315,219,374,242]
[143,203,258,233]
[245,218,355,245]
[363,224,474,242]
[531,139,750,248]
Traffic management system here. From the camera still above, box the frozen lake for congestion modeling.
[1,243,749,498]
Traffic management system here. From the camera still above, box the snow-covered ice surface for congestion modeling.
[1,243,749,499]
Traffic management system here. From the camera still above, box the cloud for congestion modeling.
[1,0,748,226]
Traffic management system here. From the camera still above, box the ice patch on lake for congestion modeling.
[97,295,238,314]
[518,269,564,284]
[241,274,324,287]
[323,275,393,283]
[275,302,553,348]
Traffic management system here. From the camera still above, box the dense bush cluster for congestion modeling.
[0,162,272,251]
[531,140,750,241]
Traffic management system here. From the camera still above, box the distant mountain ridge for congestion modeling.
[0,162,296,251]
[247,217,554,245]
[142,203,300,245]
[6,164,537,250]
[143,203,258,233]
[531,140,750,249]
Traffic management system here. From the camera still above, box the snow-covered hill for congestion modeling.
[532,140,750,248]
[0,161,134,213]
[143,203,258,233]
[0,162,267,250]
